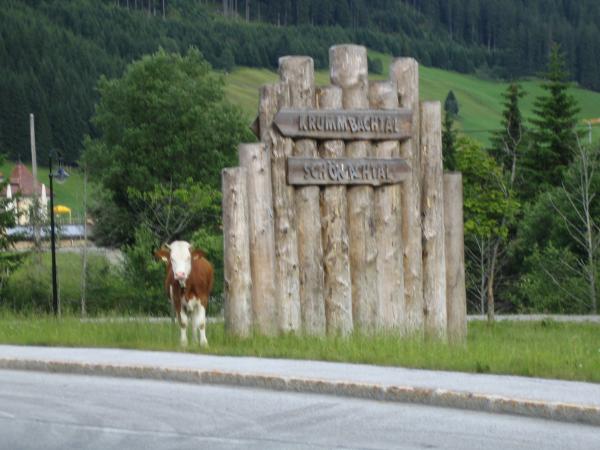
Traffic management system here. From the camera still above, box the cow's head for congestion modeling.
[155,241,205,287]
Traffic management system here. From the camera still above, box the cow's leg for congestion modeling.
[177,309,189,347]
[190,301,208,347]
[190,301,200,344]
[198,304,208,348]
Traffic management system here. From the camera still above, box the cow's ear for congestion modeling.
[191,249,205,260]
[154,248,170,263]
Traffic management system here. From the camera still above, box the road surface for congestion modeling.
[1,370,597,450]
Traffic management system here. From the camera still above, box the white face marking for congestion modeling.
[169,241,192,282]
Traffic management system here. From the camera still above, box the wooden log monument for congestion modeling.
[222,44,467,341]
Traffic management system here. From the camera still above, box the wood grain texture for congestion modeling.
[369,80,405,331]
[260,81,301,333]
[390,57,424,336]
[316,85,353,335]
[273,108,412,140]
[330,44,378,331]
[279,56,325,335]
[239,142,277,335]
[287,157,410,186]
[444,172,467,343]
[420,101,447,340]
[222,167,252,337]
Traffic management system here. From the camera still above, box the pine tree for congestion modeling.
[444,90,459,117]
[490,82,525,177]
[442,110,457,170]
[523,44,580,199]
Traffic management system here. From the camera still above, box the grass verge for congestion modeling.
[0,314,598,383]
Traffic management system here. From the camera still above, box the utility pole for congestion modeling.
[80,165,88,317]
[30,114,41,248]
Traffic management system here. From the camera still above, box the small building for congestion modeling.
[2,163,48,225]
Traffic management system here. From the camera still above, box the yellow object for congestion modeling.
[53,205,71,214]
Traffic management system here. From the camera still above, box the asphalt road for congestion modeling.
[0,370,598,450]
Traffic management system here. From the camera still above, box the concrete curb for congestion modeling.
[1,357,599,427]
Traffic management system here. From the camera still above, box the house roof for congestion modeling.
[4,163,47,197]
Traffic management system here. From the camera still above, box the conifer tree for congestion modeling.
[442,110,457,170]
[490,82,525,178]
[523,44,580,199]
[444,90,459,117]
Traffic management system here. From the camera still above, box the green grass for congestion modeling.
[224,50,600,146]
[1,314,598,383]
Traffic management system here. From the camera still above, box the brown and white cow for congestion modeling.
[155,241,214,347]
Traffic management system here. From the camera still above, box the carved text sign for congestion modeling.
[274,108,412,140]
[287,157,410,186]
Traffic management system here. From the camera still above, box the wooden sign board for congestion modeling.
[287,157,411,186]
[274,108,412,140]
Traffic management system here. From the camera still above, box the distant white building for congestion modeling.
[1,163,48,225]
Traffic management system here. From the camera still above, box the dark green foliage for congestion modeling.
[522,44,581,199]
[510,144,600,314]
[442,111,457,170]
[120,226,169,316]
[490,83,526,174]
[84,48,250,246]
[0,0,494,164]
[0,153,23,302]
[444,90,459,117]
[368,56,383,75]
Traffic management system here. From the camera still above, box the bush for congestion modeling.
[516,244,595,313]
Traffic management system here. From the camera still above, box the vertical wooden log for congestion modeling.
[316,85,353,335]
[330,44,378,332]
[258,83,281,143]
[444,172,467,343]
[420,101,447,340]
[279,56,325,335]
[258,83,283,334]
[222,167,252,337]
[239,142,277,335]
[261,80,301,333]
[368,81,405,330]
[390,57,424,336]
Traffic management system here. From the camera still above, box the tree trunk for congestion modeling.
[316,85,353,335]
[330,44,378,332]
[420,101,447,340]
[487,240,498,322]
[279,56,325,335]
[239,143,277,335]
[444,173,466,343]
[222,167,252,337]
[368,80,405,330]
[390,58,424,336]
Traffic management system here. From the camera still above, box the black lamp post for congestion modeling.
[48,152,69,316]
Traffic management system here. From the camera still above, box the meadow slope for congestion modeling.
[225,51,600,146]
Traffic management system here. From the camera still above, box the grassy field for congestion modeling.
[225,50,600,146]
[2,251,112,313]
[0,315,598,383]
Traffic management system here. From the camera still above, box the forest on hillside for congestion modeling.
[2,0,600,163]
[215,0,600,89]
[0,0,489,163]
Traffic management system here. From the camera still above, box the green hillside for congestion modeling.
[5,53,600,217]
[226,53,600,146]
